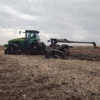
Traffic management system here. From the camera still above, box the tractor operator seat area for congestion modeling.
[26,31,39,42]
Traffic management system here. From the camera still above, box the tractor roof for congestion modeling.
[25,30,39,33]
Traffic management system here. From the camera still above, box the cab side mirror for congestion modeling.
[19,31,21,34]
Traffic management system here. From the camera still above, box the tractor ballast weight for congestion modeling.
[4,30,46,55]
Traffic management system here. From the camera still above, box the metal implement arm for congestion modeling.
[48,38,97,47]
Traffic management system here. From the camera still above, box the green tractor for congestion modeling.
[4,30,46,55]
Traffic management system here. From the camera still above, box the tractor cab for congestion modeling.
[21,30,40,50]
[25,30,40,42]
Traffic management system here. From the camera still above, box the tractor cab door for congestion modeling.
[26,32,39,43]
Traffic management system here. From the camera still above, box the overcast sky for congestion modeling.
[0,0,100,46]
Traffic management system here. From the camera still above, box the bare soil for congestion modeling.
[0,46,100,100]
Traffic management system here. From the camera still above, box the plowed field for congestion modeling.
[0,46,100,100]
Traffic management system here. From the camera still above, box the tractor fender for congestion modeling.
[31,42,43,50]
[28,42,41,50]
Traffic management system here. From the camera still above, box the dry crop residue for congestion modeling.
[0,46,100,100]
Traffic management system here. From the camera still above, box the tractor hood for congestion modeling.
[4,38,25,48]
[8,38,25,44]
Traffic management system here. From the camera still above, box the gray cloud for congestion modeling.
[0,0,100,46]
